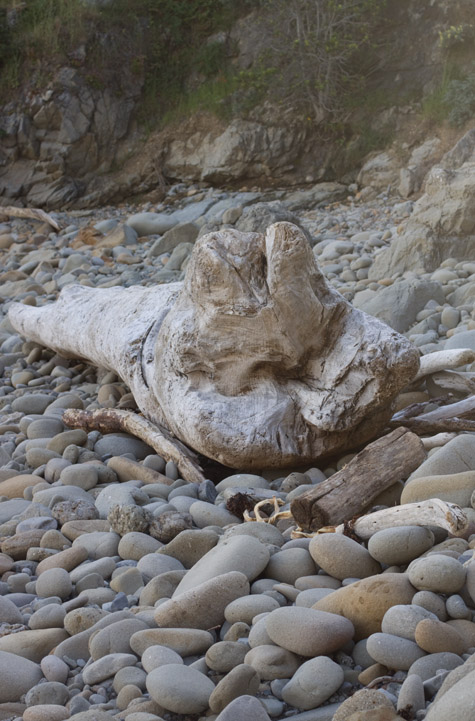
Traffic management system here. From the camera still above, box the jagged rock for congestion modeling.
[107,504,151,536]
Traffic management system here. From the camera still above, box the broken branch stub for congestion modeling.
[290,427,426,532]
[8,222,420,469]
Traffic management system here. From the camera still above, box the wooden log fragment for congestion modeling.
[414,348,475,381]
[389,394,475,434]
[290,427,426,532]
[62,408,206,485]
[0,205,60,231]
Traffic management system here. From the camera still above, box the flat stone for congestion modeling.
[130,628,214,657]
[0,628,68,663]
[25,681,69,707]
[312,573,416,640]
[29,603,66,630]
[139,570,186,606]
[94,433,153,460]
[72,531,120,559]
[118,531,162,561]
[172,535,270,597]
[0,650,42,702]
[309,533,381,580]
[23,704,69,721]
[154,571,249,630]
[146,663,215,714]
[1,530,46,560]
[265,606,354,657]
[82,652,138,685]
[11,394,53,414]
[0,500,30,524]
[137,552,184,582]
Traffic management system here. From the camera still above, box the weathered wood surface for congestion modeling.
[9,222,420,469]
[389,394,475,434]
[290,427,426,532]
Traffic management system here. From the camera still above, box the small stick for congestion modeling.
[63,408,206,485]
[0,206,60,232]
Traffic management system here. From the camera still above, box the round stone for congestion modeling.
[35,568,72,600]
[282,656,344,710]
[366,632,426,670]
[244,645,300,680]
[312,573,417,640]
[309,533,381,580]
[0,650,43,702]
[205,641,248,672]
[23,705,69,721]
[118,532,162,560]
[141,644,183,672]
[382,604,438,641]
[408,652,464,681]
[265,606,354,657]
[368,526,435,566]
[40,655,69,684]
[146,663,215,714]
[60,464,98,490]
[225,594,280,624]
[407,555,466,594]
[264,548,317,585]
[414,618,467,655]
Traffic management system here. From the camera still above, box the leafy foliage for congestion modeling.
[444,69,475,126]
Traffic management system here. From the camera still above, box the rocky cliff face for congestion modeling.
[0,63,142,208]
[0,0,472,208]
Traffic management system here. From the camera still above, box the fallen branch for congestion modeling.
[316,499,468,540]
[389,394,475,434]
[290,427,426,533]
[0,205,60,232]
[62,408,206,485]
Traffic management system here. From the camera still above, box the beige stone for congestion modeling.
[0,474,43,499]
[36,545,88,575]
[0,629,68,663]
[313,573,416,640]
[1,530,46,560]
[415,619,467,655]
[402,471,475,506]
[333,689,396,721]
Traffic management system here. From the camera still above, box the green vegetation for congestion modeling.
[422,62,475,127]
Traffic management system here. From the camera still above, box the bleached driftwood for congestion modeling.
[321,499,469,540]
[0,206,60,232]
[414,348,475,381]
[421,432,457,450]
[8,222,419,469]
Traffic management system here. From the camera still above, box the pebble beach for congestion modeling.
[0,181,475,721]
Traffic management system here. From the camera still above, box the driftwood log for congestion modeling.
[389,394,475,434]
[290,427,426,532]
[8,222,420,469]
